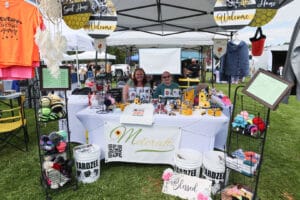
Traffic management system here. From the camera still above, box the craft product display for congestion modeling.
[221,184,254,200]
[33,80,78,199]
[38,94,66,122]
[225,149,260,177]
[222,85,271,199]
[39,130,72,189]
[231,110,266,137]
[1,0,295,199]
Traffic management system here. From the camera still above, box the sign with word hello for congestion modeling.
[214,0,257,30]
[162,172,212,200]
[104,121,181,164]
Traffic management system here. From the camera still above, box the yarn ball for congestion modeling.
[252,117,266,132]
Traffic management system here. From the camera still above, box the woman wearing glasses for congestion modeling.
[122,68,151,103]
[153,71,179,98]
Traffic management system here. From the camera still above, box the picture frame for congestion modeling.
[242,69,293,110]
[39,65,71,90]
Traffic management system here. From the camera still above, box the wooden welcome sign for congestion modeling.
[249,0,279,27]
[214,0,257,30]
[83,0,117,39]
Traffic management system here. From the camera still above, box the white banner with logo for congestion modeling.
[104,121,181,164]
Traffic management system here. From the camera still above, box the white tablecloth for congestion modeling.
[75,107,229,158]
[59,95,88,144]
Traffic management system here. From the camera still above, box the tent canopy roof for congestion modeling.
[111,0,293,36]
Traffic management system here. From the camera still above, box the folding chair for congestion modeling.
[0,95,29,152]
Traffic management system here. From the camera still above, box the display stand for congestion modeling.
[222,85,270,200]
[221,70,293,199]
[33,66,77,200]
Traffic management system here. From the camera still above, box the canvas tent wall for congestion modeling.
[106,31,217,76]
[106,30,217,67]
[106,31,215,48]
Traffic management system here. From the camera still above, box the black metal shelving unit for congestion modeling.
[32,80,78,200]
[222,85,270,200]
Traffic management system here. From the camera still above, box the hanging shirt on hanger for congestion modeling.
[0,0,43,68]
[221,40,250,78]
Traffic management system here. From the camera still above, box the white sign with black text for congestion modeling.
[162,173,212,200]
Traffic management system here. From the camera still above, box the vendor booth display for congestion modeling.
[33,67,78,199]
[220,70,293,198]
[69,86,231,166]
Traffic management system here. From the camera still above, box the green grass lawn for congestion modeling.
[0,82,299,200]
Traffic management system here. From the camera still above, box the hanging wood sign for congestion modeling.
[249,0,279,27]
[83,0,117,39]
[214,0,257,30]
[213,39,228,59]
[62,0,92,29]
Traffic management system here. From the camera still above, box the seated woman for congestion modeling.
[153,71,179,98]
[122,68,151,103]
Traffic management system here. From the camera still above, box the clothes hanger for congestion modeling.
[5,0,9,8]
[232,32,241,45]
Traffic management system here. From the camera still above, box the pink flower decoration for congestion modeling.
[197,192,209,200]
[162,172,172,181]
[222,96,231,106]
[162,168,173,181]
[240,111,249,120]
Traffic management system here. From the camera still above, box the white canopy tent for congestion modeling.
[110,0,293,35]
[43,19,95,52]
[106,31,217,48]
[69,51,116,61]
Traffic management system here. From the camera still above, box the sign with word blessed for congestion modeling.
[162,173,212,200]
[104,121,181,164]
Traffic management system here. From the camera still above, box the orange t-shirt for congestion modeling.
[0,0,43,68]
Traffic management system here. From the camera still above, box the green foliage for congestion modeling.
[107,46,126,64]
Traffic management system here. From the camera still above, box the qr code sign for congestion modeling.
[108,144,123,158]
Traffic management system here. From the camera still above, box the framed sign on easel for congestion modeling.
[242,69,293,110]
[39,66,71,90]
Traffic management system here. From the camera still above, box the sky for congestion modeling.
[237,0,300,46]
